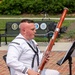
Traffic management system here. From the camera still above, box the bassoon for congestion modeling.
[38,7,69,73]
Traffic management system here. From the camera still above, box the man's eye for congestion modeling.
[31,29,36,30]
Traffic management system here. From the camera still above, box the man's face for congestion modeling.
[24,22,36,40]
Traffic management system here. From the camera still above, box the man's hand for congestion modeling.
[27,69,40,75]
[42,51,50,62]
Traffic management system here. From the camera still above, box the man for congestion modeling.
[6,19,60,75]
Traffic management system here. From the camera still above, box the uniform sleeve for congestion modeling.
[6,44,28,74]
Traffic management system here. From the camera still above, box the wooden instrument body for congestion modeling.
[38,8,69,73]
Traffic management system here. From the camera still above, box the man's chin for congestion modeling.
[32,36,35,39]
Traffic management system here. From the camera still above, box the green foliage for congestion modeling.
[61,0,75,13]
[66,29,75,39]
[34,37,48,42]
[0,0,75,15]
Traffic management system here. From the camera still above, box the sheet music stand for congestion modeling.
[57,41,75,75]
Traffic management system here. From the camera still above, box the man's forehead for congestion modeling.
[21,22,34,25]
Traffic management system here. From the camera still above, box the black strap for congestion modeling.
[15,37,39,68]
[27,42,39,68]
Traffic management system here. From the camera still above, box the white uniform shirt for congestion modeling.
[6,34,43,75]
